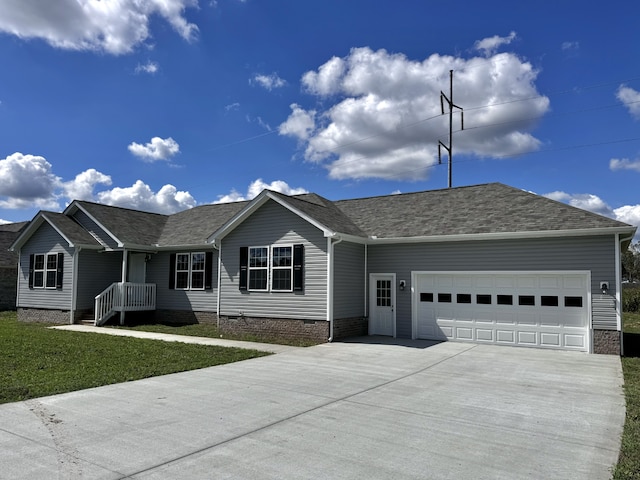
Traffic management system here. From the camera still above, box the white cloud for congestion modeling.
[62,169,113,201]
[614,204,640,230]
[474,31,517,57]
[135,61,159,74]
[610,157,640,172]
[214,179,308,204]
[0,152,61,209]
[617,85,640,119]
[251,73,287,90]
[280,45,549,181]
[0,0,199,55]
[278,104,316,141]
[225,102,240,112]
[561,41,579,51]
[0,218,11,224]
[96,180,196,214]
[128,136,180,162]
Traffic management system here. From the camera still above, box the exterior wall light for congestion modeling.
[600,281,609,294]
[399,280,406,291]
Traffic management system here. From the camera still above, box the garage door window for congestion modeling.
[477,294,492,304]
[420,293,434,302]
[564,296,583,307]
[541,296,559,307]
[518,295,535,306]
[457,293,472,304]
[497,295,513,305]
[438,293,452,303]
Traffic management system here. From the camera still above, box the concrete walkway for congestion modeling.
[0,338,625,479]
[51,324,301,354]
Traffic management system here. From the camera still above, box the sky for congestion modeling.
[1,0,640,240]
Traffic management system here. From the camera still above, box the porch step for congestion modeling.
[78,312,96,326]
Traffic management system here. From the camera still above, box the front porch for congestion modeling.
[94,282,156,326]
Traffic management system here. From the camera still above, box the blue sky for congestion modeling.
[1,1,640,237]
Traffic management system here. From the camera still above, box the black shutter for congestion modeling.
[293,244,304,291]
[28,254,34,289]
[205,251,214,290]
[239,247,248,291]
[169,253,176,289]
[56,252,64,289]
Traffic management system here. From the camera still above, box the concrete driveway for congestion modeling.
[0,338,625,479]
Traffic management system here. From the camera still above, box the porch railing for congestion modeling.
[94,282,156,326]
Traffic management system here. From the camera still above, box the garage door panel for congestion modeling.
[416,272,588,352]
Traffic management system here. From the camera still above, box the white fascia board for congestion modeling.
[208,190,335,244]
[366,226,637,244]
[72,203,123,247]
[10,214,76,250]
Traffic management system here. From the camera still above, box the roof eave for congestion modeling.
[367,226,637,244]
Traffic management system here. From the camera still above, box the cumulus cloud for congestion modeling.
[135,61,159,74]
[278,104,317,141]
[128,136,180,162]
[474,31,517,57]
[251,73,287,90]
[62,169,113,201]
[214,179,308,204]
[96,180,196,214]
[0,0,199,55]
[0,219,10,224]
[617,85,640,119]
[0,152,61,209]
[610,158,640,172]
[280,44,549,181]
[0,151,195,214]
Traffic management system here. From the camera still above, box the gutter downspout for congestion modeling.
[327,235,343,342]
[618,233,634,356]
[120,248,128,325]
[215,242,222,330]
[15,249,21,312]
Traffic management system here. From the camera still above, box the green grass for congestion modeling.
[0,311,269,405]
[613,312,640,480]
[111,321,322,347]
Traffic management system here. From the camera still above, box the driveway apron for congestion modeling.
[0,339,625,479]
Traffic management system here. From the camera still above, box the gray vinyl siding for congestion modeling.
[219,200,328,321]
[333,241,366,319]
[72,210,118,248]
[17,223,73,310]
[147,250,218,311]
[368,235,616,338]
[76,251,122,310]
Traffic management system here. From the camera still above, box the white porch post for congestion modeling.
[120,249,128,325]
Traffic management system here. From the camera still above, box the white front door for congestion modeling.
[128,253,147,283]
[369,273,395,336]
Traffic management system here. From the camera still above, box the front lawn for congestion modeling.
[0,311,269,405]
[613,311,640,479]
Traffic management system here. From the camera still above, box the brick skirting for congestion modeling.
[593,329,621,355]
[18,307,70,324]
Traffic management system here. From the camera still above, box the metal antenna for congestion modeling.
[438,70,464,188]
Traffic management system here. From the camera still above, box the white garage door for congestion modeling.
[414,272,589,351]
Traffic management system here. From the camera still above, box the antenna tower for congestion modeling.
[438,70,464,188]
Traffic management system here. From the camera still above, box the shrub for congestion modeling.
[623,287,640,312]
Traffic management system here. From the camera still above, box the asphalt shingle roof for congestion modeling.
[41,212,103,247]
[334,183,631,238]
[76,201,168,246]
[0,222,28,267]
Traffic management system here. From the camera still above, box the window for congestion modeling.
[564,296,583,308]
[376,280,392,307]
[476,294,492,305]
[29,252,63,289]
[497,295,513,305]
[249,247,269,291]
[457,293,472,304]
[438,293,452,303]
[518,295,535,306]
[239,244,304,292]
[169,252,212,290]
[420,292,434,302]
[541,296,559,307]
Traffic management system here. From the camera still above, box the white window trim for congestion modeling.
[33,253,58,289]
[248,246,269,292]
[247,244,294,292]
[175,252,206,291]
[271,244,294,293]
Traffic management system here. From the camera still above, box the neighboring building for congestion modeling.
[0,221,29,310]
[9,183,636,354]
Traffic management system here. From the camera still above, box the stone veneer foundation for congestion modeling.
[592,329,621,355]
